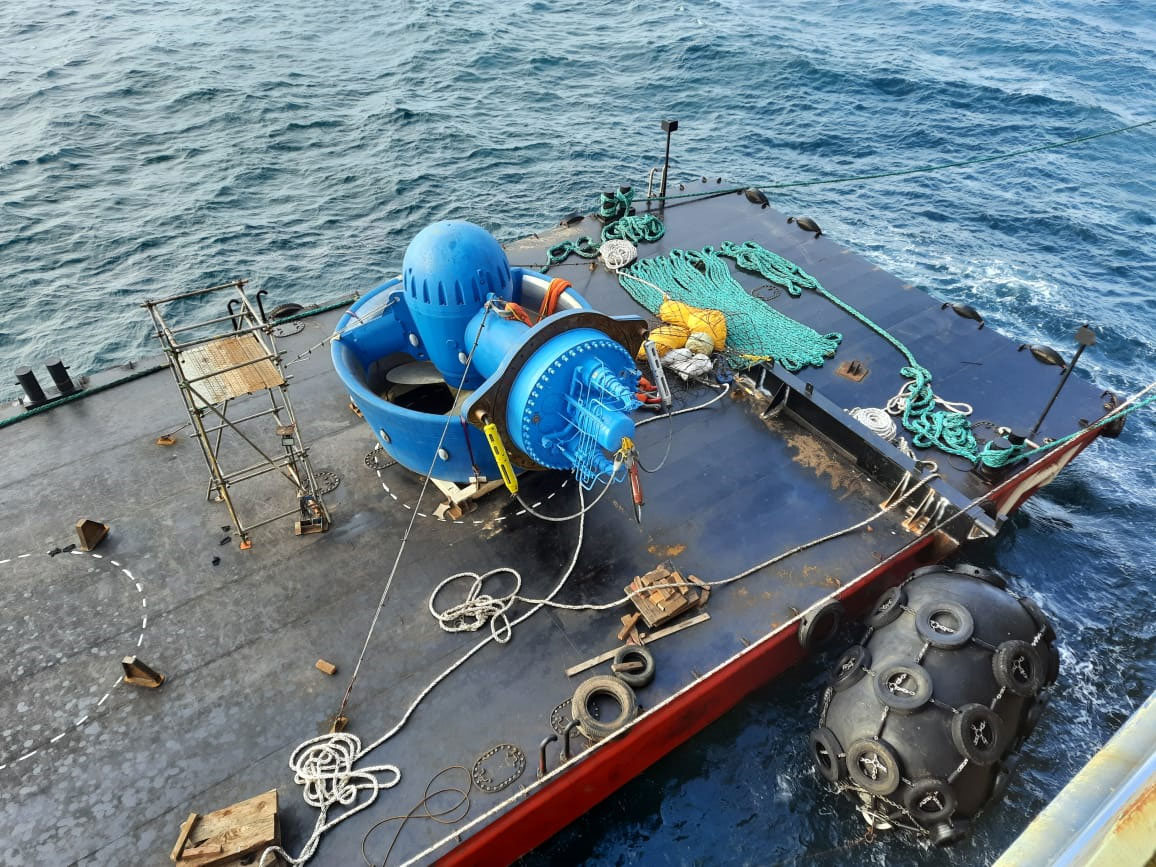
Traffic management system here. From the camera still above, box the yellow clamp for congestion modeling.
[618,436,637,464]
[483,421,519,494]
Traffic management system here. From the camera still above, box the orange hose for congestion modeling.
[539,278,571,321]
[504,302,535,327]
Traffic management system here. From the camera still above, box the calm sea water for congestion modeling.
[3,0,1155,864]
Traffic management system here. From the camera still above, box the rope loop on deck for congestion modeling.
[258,733,400,866]
[428,568,523,643]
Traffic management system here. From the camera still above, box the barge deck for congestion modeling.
[0,181,1119,865]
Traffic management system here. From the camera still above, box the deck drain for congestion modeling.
[314,470,341,495]
[471,743,526,793]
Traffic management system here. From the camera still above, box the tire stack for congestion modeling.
[571,645,655,740]
[808,564,1059,844]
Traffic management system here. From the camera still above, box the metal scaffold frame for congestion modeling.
[144,279,331,548]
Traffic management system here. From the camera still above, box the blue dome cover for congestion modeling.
[403,220,513,386]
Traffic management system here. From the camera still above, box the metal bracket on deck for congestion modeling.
[901,488,950,535]
[122,655,165,688]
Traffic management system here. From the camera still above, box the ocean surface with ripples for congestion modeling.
[3,0,1155,864]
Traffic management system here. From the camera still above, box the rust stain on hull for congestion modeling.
[1116,775,1156,834]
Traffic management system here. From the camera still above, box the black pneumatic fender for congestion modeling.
[808,565,1059,844]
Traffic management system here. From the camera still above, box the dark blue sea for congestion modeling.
[2,1,1155,864]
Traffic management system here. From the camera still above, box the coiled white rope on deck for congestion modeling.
[848,406,897,440]
[428,568,522,643]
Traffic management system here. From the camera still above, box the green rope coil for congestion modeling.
[545,236,600,269]
[545,187,665,270]
[618,245,841,372]
[601,214,664,245]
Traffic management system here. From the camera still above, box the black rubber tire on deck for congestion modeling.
[1022,692,1051,740]
[611,645,656,689]
[269,302,305,321]
[1018,596,1057,643]
[798,600,844,651]
[572,675,638,741]
[846,737,902,796]
[1046,643,1061,686]
[951,703,1003,766]
[915,601,975,649]
[865,585,906,629]
[990,753,1021,802]
[873,662,933,714]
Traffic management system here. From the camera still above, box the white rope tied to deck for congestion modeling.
[428,568,522,643]
[885,380,973,417]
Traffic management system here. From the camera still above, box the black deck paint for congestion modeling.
[0,184,1108,865]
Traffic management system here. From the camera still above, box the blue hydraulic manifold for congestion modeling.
[332,220,649,489]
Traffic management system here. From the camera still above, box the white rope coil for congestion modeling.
[599,239,637,270]
[259,733,400,866]
[848,406,897,440]
[428,568,522,643]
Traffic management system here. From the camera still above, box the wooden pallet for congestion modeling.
[171,789,279,865]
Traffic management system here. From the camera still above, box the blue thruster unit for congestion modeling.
[331,220,649,489]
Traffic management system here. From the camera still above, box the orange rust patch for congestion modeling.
[1117,776,1156,833]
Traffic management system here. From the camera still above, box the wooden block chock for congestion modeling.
[122,655,165,688]
[315,658,337,676]
[171,813,199,863]
[75,518,110,551]
[617,613,642,642]
[170,789,279,865]
[625,564,700,629]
